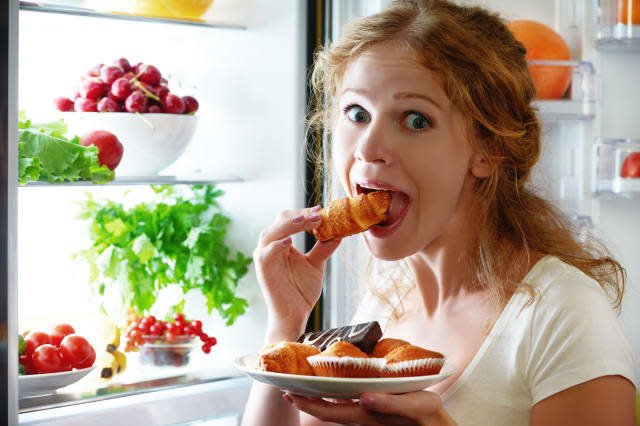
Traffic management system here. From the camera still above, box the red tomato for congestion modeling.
[32,344,64,374]
[80,130,123,171]
[621,152,640,178]
[60,334,93,368]
[74,346,96,369]
[50,323,76,347]
[25,331,51,357]
[19,354,37,375]
[59,352,73,372]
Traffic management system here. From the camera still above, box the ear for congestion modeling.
[469,152,493,178]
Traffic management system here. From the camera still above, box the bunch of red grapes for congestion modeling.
[54,58,199,115]
[124,313,217,354]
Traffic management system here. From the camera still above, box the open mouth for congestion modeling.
[356,184,410,228]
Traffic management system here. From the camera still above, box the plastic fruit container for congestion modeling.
[128,0,215,20]
[139,335,199,367]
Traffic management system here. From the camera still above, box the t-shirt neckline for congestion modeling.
[439,255,555,401]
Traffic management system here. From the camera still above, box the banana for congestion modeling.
[111,349,127,375]
[96,351,119,380]
[106,326,121,353]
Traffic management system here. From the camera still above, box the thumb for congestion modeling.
[359,391,443,420]
[305,238,342,268]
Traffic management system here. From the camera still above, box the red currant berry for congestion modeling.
[173,313,185,322]
[208,337,217,346]
[202,344,211,354]
[165,332,176,343]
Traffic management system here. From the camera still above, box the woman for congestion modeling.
[242,0,637,424]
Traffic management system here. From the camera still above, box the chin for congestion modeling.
[363,235,414,261]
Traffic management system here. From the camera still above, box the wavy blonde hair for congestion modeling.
[307,0,625,319]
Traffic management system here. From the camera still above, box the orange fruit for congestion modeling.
[507,20,572,100]
[617,0,640,25]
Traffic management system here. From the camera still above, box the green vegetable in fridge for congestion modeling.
[18,334,26,357]
[18,111,114,185]
[75,185,252,326]
[18,363,26,376]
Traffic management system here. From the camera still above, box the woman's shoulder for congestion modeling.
[523,255,612,309]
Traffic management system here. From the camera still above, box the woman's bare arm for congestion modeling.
[531,375,636,426]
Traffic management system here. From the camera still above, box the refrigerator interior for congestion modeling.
[15,0,309,423]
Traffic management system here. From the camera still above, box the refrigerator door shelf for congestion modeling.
[595,0,640,49]
[529,60,595,120]
[594,138,640,197]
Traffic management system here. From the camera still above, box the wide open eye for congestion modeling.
[345,105,371,123]
[404,112,431,130]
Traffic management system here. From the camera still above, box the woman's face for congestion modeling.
[332,42,482,260]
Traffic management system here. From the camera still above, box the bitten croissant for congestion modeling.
[311,192,391,242]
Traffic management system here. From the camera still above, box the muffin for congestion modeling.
[256,342,320,375]
[307,341,386,378]
[371,338,411,358]
[379,344,445,377]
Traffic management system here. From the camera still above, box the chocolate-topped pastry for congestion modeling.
[297,321,382,354]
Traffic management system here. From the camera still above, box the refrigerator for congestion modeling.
[1,0,639,424]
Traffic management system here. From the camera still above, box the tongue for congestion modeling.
[382,191,409,226]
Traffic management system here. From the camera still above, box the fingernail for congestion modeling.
[291,215,304,223]
[281,237,292,246]
[360,395,374,407]
[311,205,322,212]
[309,214,322,222]
[283,394,293,404]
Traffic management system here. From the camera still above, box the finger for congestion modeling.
[359,391,442,420]
[253,236,293,267]
[257,206,322,248]
[287,394,366,424]
[305,238,342,268]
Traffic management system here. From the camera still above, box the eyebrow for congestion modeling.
[341,88,443,111]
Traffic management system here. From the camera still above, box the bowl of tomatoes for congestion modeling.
[19,323,96,398]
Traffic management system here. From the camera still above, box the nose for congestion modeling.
[354,118,392,165]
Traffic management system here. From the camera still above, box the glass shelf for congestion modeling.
[530,60,595,121]
[19,1,246,30]
[594,138,640,198]
[594,0,640,50]
[19,175,244,187]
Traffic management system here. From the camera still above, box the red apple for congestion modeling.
[621,152,640,178]
[80,130,124,171]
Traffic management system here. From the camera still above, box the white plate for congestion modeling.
[19,366,96,398]
[233,354,454,399]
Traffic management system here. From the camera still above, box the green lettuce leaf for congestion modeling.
[18,113,114,185]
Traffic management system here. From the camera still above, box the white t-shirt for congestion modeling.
[352,255,636,426]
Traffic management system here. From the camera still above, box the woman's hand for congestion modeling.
[286,391,457,426]
[254,206,341,342]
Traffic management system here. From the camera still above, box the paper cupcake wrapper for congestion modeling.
[379,357,445,378]
[307,355,387,378]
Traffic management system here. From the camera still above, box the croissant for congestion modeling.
[256,342,320,375]
[311,192,391,242]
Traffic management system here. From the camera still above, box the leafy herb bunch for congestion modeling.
[76,184,251,326]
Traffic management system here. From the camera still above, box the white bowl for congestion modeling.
[19,366,96,398]
[61,112,199,176]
